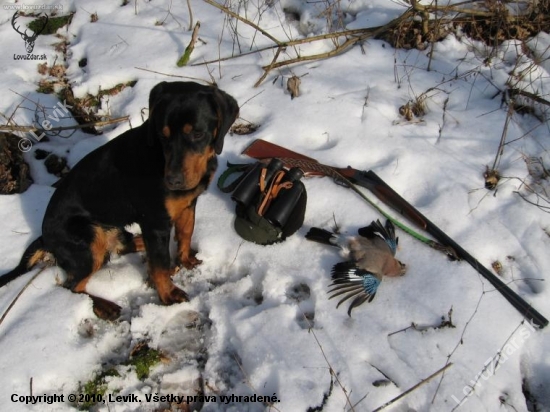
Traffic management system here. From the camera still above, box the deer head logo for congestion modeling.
[11,12,49,54]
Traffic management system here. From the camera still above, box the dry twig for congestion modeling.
[134,67,212,83]
[202,0,281,45]
[0,268,46,329]
[0,116,130,134]
[301,310,355,411]
[372,363,453,412]
[199,0,414,86]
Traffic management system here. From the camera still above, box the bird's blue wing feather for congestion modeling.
[329,262,381,315]
[362,272,381,296]
[383,219,398,255]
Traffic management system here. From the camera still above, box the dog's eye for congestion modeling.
[192,132,205,140]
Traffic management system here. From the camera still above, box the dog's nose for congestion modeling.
[165,174,184,190]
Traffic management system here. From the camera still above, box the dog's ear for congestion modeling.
[149,82,168,110]
[211,88,239,155]
[147,82,168,146]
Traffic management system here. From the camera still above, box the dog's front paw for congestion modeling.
[159,285,189,304]
[150,267,190,304]
[90,296,122,321]
[181,256,203,270]
[178,249,203,270]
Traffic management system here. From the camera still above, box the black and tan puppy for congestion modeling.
[0,81,239,320]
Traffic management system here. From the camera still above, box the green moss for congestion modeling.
[128,344,162,380]
[77,369,119,410]
[74,342,161,410]
[28,14,73,35]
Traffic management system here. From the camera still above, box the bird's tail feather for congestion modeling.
[305,227,339,247]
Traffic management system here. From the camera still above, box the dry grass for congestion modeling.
[383,0,550,49]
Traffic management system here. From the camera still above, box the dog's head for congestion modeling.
[148,81,239,191]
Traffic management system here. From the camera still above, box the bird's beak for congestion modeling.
[399,261,407,276]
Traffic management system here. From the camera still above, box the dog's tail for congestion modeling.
[0,237,53,287]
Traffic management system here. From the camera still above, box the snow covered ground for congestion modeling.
[1,0,549,411]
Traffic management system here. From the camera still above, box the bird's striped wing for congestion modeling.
[328,261,381,316]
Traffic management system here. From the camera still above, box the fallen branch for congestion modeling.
[253,9,413,86]
[192,27,390,68]
[508,88,550,108]
[372,363,453,412]
[253,47,282,88]
[0,115,130,134]
[431,291,486,403]
[260,35,360,71]
[410,0,525,20]
[201,0,548,77]
[231,352,282,411]
[369,363,398,388]
[195,3,414,85]
[388,309,456,336]
[134,67,212,83]
[301,310,355,411]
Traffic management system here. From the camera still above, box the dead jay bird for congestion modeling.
[306,219,407,315]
